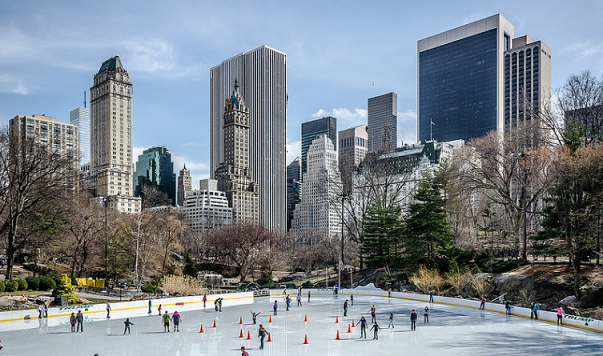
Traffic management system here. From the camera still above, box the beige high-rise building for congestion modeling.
[339,124,368,167]
[215,80,259,224]
[90,56,140,213]
[177,164,192,206]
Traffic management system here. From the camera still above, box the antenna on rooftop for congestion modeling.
[84,91,87,108]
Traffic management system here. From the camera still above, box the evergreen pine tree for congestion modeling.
[359,202,402,269]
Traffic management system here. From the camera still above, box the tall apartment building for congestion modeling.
[418,14,551,143]
[9,114,80,176]
[210,45,287,229]
[70,107,90,165]
[179,179,233,233]
[339,124,368,167]
[214,81,260,224]
[177,164,192,206]
[368,92,397,153]
[286,157,301,231]
[291,134,342,241]
[301,116,337,177]
[90,55,140,213]
[133,146,176,205]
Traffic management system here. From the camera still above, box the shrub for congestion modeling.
[15,278,28,291]
[52,274,78,304]
[22,264,53,275]
[26,276,40,290]
[409,265,444,294]
[5,280,19,293]
[39,276,57,291]
[0,280,5,293]
[161,275,207,295]
[302,281,314,288]
[141,283,159,294]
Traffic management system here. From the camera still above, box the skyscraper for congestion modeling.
[368,92,397,152]
[291,135,342,241]
[133,146,176,205]
[301,116,337,177]
[339,124,368,168]
[90,55,140,213]
[177,164,192,206]
[70,107,90,165]
[417,14,514,143]
[215,81,259,224]
[210,45,287,229]
[286,157,301,231]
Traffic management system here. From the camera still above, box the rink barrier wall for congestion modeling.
[272,289,603,334]
[0,292,253,331]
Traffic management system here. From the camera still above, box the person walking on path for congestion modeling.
[163,311,171,332]
[250,311,260,324]
[343,300,348,316]
[388,313,394,328]
[203,295,207,309]
[370,321,381,340]
[533,302,540,320]
[410,309,417,331]
[424,306,430,323]
[124,318,134,335]
[69,312,76,332]
[505,301,512,315]
[172,311,182,332]
[429,291,434,303]
[273,300,278,315]
[369,305,377,323]
[258,324,267,349]
[556,307,564,325]
[358,316,368,338]
[479,295,485,310]
[148,299,152,314]
[76,310,84,332]
[286,295,291,311]
[38,304,43,319]
[241,346,249,356]
[158,304,162,316]
[297,294,302,307]
[106,301,111,318]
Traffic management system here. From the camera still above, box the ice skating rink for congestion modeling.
[0,292,600,355]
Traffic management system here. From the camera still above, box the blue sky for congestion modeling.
[1,1,602,187]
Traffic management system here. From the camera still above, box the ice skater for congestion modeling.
[148,299,152,314]
[388,288,392,297]
[158,304,162,315]
[556,307,564,325]
[163,311,171,332]
[69,312,76,332]
[258,324,267,349]
[388,313,394,328]
[124,318,134,335]
[38,304,43,318]
[343,300,348,316]
[241,346,249,356]
[308,291,311,302]
[286,295,291,311]
[424,306,429,323]
[76,310,84,332]
[358,316,368,338]
[533,302,539,320]
[350,293,354,306]
[370,321,381,340]
[369,305,377,323]
[273,300,278,315]
[250,311,261,324]
[410,309,417,331]
[106,301,111,318]
[505,301,512,315]
[203,294,207,309]
[429,291,434,303]
[172,311,182,332]
[297,294,302,307]
[479,295,485,310]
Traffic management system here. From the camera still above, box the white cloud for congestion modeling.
[563,41,603,59]
[0,75,29,95]
[286,140,301,165]
[311,108,367,127]
[120,39,177,73]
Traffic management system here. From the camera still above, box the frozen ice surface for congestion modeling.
[0,293,600,355]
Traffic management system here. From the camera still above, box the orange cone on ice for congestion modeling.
[239,317,243,324]
[304,314,308,322]
[336,316,339,323]
[269,315,272,323]
[352,320,355,327]
[347,324,351,333]
[247,331,251,340]
[199,324,204,333]
[304,334,308,344]
[213,320,216,328]
[268,332,272,342]
[239,329,244,338]
[336,330,340,340]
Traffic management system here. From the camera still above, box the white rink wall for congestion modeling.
[273,288,603,334]
[0,292,253,332]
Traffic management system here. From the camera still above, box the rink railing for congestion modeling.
[272,288,603,334]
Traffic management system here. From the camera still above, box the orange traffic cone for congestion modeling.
[304,334,308,344]
[213,320,216,328]
[304,314,308,322]
[269,315,272,323]
[239,329,244,338]
[347,324,351,333]
[247,331,251,340]
[336,330,340,340]
[352,320,355,327]
[239,316,243,324]
[267,332,272,342]
[199,324,204,333]
[336,316,339,323]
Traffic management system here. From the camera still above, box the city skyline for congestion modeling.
[1,1,602,185]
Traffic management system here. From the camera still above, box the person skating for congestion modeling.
[297,294,302,307]
[410,309,417,331]
[44,303,48,318]
[533,302,539,320]
[214,299,219,311]
[203,294,207,309]
[369,305,377,323]
[158,304,162,316]
[76,310,84,332]
[358,316,368,338]
[172,311,182,332]
[505,301,512,315]
[350,293,354,306]
[258,324,267,349]
[556,307,564,325]
[286,295,291,311]
[241,346,249,356]
[148,299,152,314]
[479,295,485,310]
[388,313,394,328]
[388,288,391,297]
[124,318,134,335]
[163,311,171,332]
[424,306,429,323]
[334,284,339,295]
[343,300,348,317]
[250,311,260,324]
[273,300,278,315]
[370,321,381,340]
[38,304,43,319]
[69,312,76,332]
[308,291,311,303]
[429,291,434,303]
[106,301,111,318]
[218,298,223,312]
